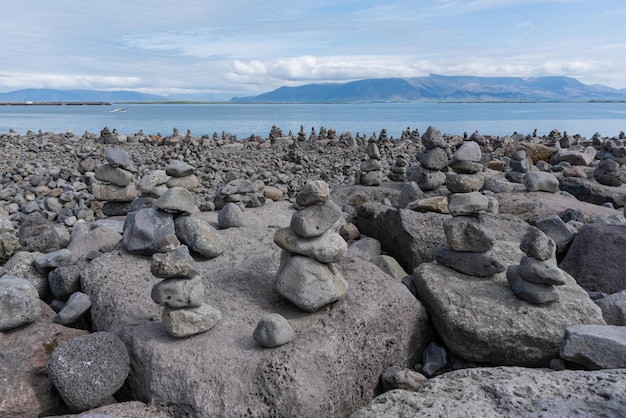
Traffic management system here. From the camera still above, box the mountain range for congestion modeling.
[1,75,625,103]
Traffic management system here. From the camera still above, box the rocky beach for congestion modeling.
[1,124,626,417]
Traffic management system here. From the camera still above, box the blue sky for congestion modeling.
[1,0,625,99]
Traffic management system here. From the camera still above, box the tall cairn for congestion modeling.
[436,140,506,277]
[273,180,348,312]
[356,137,384,186]
[414,126,448,191]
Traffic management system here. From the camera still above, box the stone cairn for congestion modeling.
[592,136,626,187]
[92,147,139,217]
[273,180,348,312]
[506,227,566,304]
[506,148,534,183]
[356,137,384,186]
[436,140,506,277]
[137,160,199,206]
[388,154,409,182]
[414,126,448,192]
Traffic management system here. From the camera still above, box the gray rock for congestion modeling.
[448,160,483,174]
[174,216,226,259]
[218,202,245,229]
[2,251,48,298]
[295,180,330,207]
[47,332,129,412]
[421,125,445,149]
[535,214,576,254]
[414,167,446,191]
[418,147,449,170]
[253,313,294,348]
[290,200,342,238]
[154,187,198,215]
[443,215,495,252]
[138,170,171,194]
[91,182,139,202]
[447,192,489,216]
[94,164,133,187]
[445,173,484,193]
[162,303,222,337]
[435,246,506,277]
[105,147,136,172]
[19,213,61,253]
[518,256,567,285]
[422,341,448,377]
[366,140,381,159]
[452,141,482,163]
[510,158,532,173]
[351,367,626,418]
[123,208,178,255]
[507,265,560,304]
[413,261,605,366]
[560,325,626,369]
[594,290,626,325]
[165,160,195,177]
[150,245,199,279]
[151,277,205,308]
[397,181,425,209]
[360,170,384,186]
[360,159,383,172]
[520,226,556,261]
[556,146,597,166]
[166,174,200,191]
[407,196,449,213]
[560,223,626,294]
[274,227,347,264]
[524,171,559,193]
[559,176,626,208]
[54,291,92,325]
[372,255,408,280]
[380,366,426,392]
[33,248,74,273]
[67,225,122,259]
[348,236,382,262]
[0,275,41,330]
[0,231,20,264]
[274,252,348,312]
[48,263,84,300]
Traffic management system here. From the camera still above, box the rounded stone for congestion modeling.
[419,147,449,171]
[453,141,482,163]
[0,275,41,330]
[445,173,485,193]
[290,200,342,238]
[253,313,294,348]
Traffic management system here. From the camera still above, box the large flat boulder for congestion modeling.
[559,177,626,208]
[413,260,605,366]
[560,223,626,294]
[351,367,626,418]
[80,201,432,418]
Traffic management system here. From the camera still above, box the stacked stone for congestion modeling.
[506,227,566,304]
[297,125,307,142]
[505,148,533,183]
[413,126,448,191]
[388,154,409,182]
[435,141,505,277]
[273,180,348,312]
[214,178,266,210]
[165,160,199,191]
[357,138,384,186]
[594,156,626,187]
[92,147,139,216]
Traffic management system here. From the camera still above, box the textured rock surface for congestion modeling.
[80,201,432,418]
[351,367,626,418]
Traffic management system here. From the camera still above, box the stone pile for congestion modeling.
[506,227,567,304]
[593,155,626,187]
[388,154,409,182]
[505,147,533,183]
[214,178,267,210]
[435,140,505,277]
[413,126,448,191]
[92,147,139,216]
[357,137,384,186]
[273,180,349,312]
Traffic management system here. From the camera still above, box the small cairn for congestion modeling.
[273,180,348,312]
[435,141,505,277]
[413,126,448,191]
[388,154,409,182]
[297,125,307,142]
[593,135,626,186]
[506,148,534,183]
[214,178,266,209]
[506,227,566,304]
[92,147,139,216]
[356,137,384,186]
[165,160,199,191]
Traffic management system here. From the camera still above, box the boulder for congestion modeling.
[18,213,61,253]
[560,325,626,370]
[351,367,626,418]
[66,225,122,259]
[594,290,626,325]
[80,201,432,418]
[174,215,226,259]
[0,276,41,330]
[560,223,626,294]
[523,172,559,193]
[123,208,178,256]
[559,177,626,208]
[2,251,49,298]
[153,187,198,215]
[413,261,605,366]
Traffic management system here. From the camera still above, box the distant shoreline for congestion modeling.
[0,101,111,106]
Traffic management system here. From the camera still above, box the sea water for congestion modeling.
[0,102,624,139]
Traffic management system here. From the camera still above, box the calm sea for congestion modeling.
[0,102,625,139]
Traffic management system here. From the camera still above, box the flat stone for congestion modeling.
[447,192,489,216]
[92,182,139,203]
[162,303,221,338]
[407,196,449,214]
[94,164,133,187]
[445,173,484,193]
[274,227,347,264]
[154,186,198,215]
[443,215,495,252]
[174,215,226,259]
[452,141,482,163]
[273,252,348,312]
[253,313,294,348]
[0,275,41,330]
[150,245,198,279]
[535,214,577,254]
[105,148,136,172]
[518,256,567,285]
[435,246,506,277]
[151,277,205,308]
[165,160,195,177]
[295,180,330,207]
[560,325,626,369]
[33,248,74,273]
[360,159,383,172]
[290,200,342,238]
[166,174,200,191]
[449,160,483,174]
[507,265,560,304]
[348,236,381,262]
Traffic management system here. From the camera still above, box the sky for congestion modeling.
[1,0,625,100]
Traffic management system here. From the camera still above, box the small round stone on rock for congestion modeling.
[253,313,294,348]
[520,227,556,261]
[218,202,246,229]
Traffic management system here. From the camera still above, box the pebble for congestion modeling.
[162,303,222,337]
[253,313,295,348]
[54,291,92,325]
[218,202,246,229]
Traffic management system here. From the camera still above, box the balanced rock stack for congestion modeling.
[388,154,409,182]
[413,126,448,191]
[506,148,534,183]
[506,227,566,304]
[137,160,198,203]
[273,180,349,312]
[92,147,139,216]
[593,157,626,187]
[150,244,221,337]
[357,138,384,186]
[435,141,506,277]
[214,178,266,210]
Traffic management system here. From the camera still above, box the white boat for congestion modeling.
[111,107,126,112]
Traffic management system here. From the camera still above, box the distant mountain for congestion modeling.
[231,74,626,103]
[0,89,166,103]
